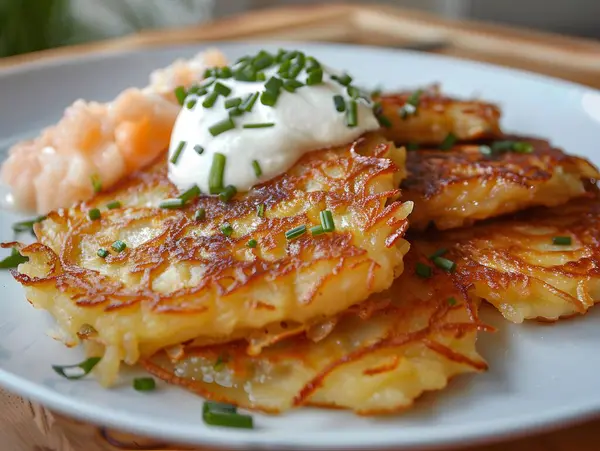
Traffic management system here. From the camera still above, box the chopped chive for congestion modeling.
[283,80,304,92]
[88,208,101,221]
[257,203,265,218]
[111,240,127,253]
[377,115,392,128]
[209,117,235,137]
[221,223,233,237]
[186,99,197,110]
[213,354,228,371]
[398,104,416,119]
[286,63,303,79]
[252,51,274,70]
[276,49,288,62]
[174,86,187,105]
[256,72,267,82]
[91,174,102,194]
[241,92,259,112]
[216,67,232,79]
[306,68,323,85]
[234,66,257,82]
[406,142,420,151]
[0,248,28,269]
[513,142,534,153]
[178,185,201,203]
[428,248,448,260]
[372,101,383,115]
[285,225,307,241]
[247,239,258,248]
[194,208,206,221]
[219,185,237,203]
[278,60,291,75]
[243,123,275,129]
[194,145,204,155]
[228,107,244,117]
[416,262,432,278]
[202,91,219,108]
[491,140,515,153]
[252,160,262,177]
[133,377,156,392]
[310,225,326,236]
[260,90,279,107]
[199,77,216,90]
[347,86,361,99]
[12,215,46,234]
[440,133,457,151]
[52,357,101,380]
[448,297,457,306]
[433,256,456,272]
[333,95,346,112]
[97,248,109,258]
[106,200,121,210]
[265,76,283,93]
[203,68,214,79]
[552,236,572,245]
[188,85,206,96]
[159,198,185,209]
[170,141,186,164]
[213,82,231,97]
[332,73,352,86]
[320,210,335,232]
[479,145,493,156]
[306,56,320,70]
[224,97,242,109]
[209,153,226,195]
[406,89,423,107]
[202,402,253,429]
[346,100,358,127]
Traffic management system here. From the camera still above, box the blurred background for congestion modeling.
[1,0,600,58]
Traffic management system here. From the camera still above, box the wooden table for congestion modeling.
[2,4,600,450]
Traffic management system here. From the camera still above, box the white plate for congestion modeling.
[1,42,600,451]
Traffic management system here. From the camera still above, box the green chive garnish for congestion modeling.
[260,90,278,107]
[0,248,28,269]
[241,92,259,112]
[416,262,432,278]
[224,97,242,109]
[513,142,534,153]
[178,185,201,203]
[440,133,457,151]
[306,68,323,85]
[209,153,226,194]
[91,174,102,194]
[97,248,108,259]
[106,200,121,210]
[283,80,303,92]
[228,107,244,117]
[252,160,262,177]
[214,82,231,97]
[133,377,156,392]
[247,239,258,248]
[202,402,253,429]
[333,95,345,112]
[194,145,204,155]
[88,208,101,221]
[377,115,392,128]
[491,140,534,154]
[174,86,187,106]
[186,99,197,110]
[209,118,235,137]
[306,56,320,70]
[346,100,358,127]
[243,123,275,129]
[285,225,307,240]
[202,91,219,108]
[347,86,361,99]
[194,208,206,221]
[111,240,126,253]
[310,225,326,236]
[170,141,186,164]
[257,204,265,218]
[332,73,352,86]
[217,67,232,79]
[219,185,237,203]
[252,51,274,70]
[428,248,448,260]
[12,215,46,234]
[406,89,423,107]
[265,76,283,93]
[159,198,185,209]
[52,357,101,380]
[214,354,228,371]
[448,297,457,306]
[320,210,335,232]
[552,236,572,245]
[221,223,233,237]
[406,142,420,151]
[433,256,456,272]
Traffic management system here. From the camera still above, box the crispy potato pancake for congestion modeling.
[378,86,502,145]
[8,133,413,386]
[415,195,600,323]
[142,246,489,415]
[402,136,600,230]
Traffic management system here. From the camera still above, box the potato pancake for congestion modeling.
[402,136,599,230]
[378,86,502,145]
[415,195,600,323]
[142,246,489,415]
[8,133,412,386]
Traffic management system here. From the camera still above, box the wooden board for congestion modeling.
[2,3,600,450]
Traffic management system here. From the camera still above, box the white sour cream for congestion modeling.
[167,55,380,194]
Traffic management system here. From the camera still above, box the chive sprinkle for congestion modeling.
[91,174,102,194]
[252,160,262,177]
[491,140,534,154]
[440,133,457,151]
[228,107,244,117]
[194,145,204,155]
[406,89,423,107]
[12,215,46,234]
[320,210,335,232]
[52,357,101,380]
[159,198,185,209]
[202,91,219,108]
[283,80,303,92]
[512,142,534,153]
[285,225,307,240]
[217,67,232,79]
[260,90,278,107]
[224,97,242,109]
[552,236,572,245]
[433,256,456,272]
[194,208,206,221]
[265,76,283,93]
[428,248,448,260]
[106,200,121,210]
[97,248,108,259]
[333,95,346,112]
[209,118,235,137]
[332,73,352,86]
[241,92,259,112]
[306,68,323,85]
[186,99,197,110]
[202,402,253,429]
[247,239,258,248]
[377,115,392,128]
[416,262,432,278]
[178,185,201,203]
[111,240,126,253]
[213,82,232,97]
[448,297,457,306]
[347,86,361,99]
[0,248,28,269]
[133,377,156,392]
[243,123,275,129]
[174,86,187,106]
[219,185,237,203]
[221,223,233,237]
[88,208,101,221]
[310,225,326,236]
[346,100,358,127]
[170,141,186,164]
[257,203,265,218]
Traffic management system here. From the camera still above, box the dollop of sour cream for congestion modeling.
[167,50,380,194]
